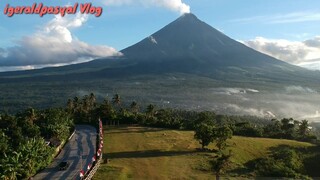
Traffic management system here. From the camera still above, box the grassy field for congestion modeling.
[94,126,315,179]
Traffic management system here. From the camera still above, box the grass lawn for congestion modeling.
[94,126,315,179]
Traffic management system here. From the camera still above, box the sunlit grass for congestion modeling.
[94,126,313,179]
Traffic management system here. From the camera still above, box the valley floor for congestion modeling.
[94,126,315,179]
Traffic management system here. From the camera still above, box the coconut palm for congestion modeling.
[298,120,310,139]
[130,101,139,115]
[112,94,121,106]
[112,94,122,125]
[146,104,155,118]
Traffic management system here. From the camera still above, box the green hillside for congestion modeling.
[94,126,317,179]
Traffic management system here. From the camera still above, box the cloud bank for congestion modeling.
[243,36,320,69]
[104,0,190,14]
[0,13,121,69]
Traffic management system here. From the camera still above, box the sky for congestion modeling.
[1,0,320,71]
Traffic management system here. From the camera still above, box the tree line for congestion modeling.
[0,108,74,179]
[68,93,318,143]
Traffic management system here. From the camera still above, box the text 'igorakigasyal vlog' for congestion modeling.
[3,3,103,17]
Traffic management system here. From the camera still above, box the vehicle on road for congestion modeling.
[58,161,70,170]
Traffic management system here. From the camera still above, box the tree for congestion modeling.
[112,94,121,107]
[264,119,282,138]
[210,151,232,180]
[66,99,74,114]
[0,130,8,155]
[17,138,54,178]
[255,147,307,178]
[99,98,117,125]
[112,94,122,125]
[89,93,96,109]
[194,111,216,128]
[216,115,230,126]
[146,104,156,118]
[37,108,73,141]
[298,120,310,139]
[215,126,233,151]
[194,123,215,149]
[130,101,139,115]
[280,118,296,139]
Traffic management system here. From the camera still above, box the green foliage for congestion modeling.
[254,147,309,179]
[263,119,316,142]
[215,126,233,151]
[0,107,73,179]
[194,123,216,149]
[0,130,9,155]
[233,122,263,137]
[194,111,216,127]
[37,108,73,141]
[210,151,232,179]
[0,138,54,179]
[298,120,311,140]
[146,104,156,117]
[68,94,97,124]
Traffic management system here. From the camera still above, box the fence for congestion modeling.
[79,119,104,180]
[83,153,103,180]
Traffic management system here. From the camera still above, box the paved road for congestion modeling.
[34,125,97,180]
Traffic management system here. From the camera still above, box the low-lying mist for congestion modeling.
[76,85,320,122]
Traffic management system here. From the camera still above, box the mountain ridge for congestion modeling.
[0,13,320,114]
[0,13,315,80]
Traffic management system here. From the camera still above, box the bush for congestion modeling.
[254,147,310,179]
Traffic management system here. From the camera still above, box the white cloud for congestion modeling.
[210,88,259,95]
[285,86,317,94]
[0,13,121,67]
[297,59,320,70]
[231,11,320,24]
[104,0,190,14]
[243,36,320,68]
[225,104,276,118]
[304,36,320,47]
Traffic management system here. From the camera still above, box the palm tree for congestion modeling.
[89,93,96,110]
[298,120,310,139]
[25,108,37,125]
[72,96,80,115]
[146,104,155,118]
[66,99,74,114]
[112,94,121,106]
[280,118,295,139]
[130,101,139,115]
[112,94,121,125]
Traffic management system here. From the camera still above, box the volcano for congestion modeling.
[1,13,317,81]
[0,13,320,112]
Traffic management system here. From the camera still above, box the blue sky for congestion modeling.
[1,0,320,71]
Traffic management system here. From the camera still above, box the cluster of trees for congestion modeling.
[254,147,310,179]
[76,94,316,142]
[0,108,74,179]
[263,118,317,141]
[68,94,318,144]
[191,112,233,180]
[193,112,233,150]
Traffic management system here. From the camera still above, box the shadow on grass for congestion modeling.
[105,149,198,159]
[230,144,320,178]
[104,126,166,135]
